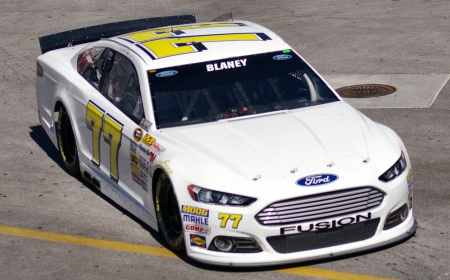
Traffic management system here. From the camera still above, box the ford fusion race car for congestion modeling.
[35,14,417,266]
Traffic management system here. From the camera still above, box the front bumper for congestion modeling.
[181,169,416,266]
[187,217,417,266]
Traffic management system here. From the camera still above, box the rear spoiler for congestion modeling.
[38,14,196,54]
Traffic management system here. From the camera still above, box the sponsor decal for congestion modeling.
[156,70,178,77]
[132,172,141,186]
[141,178,148,192]
[142,134,156,147]
[182,205,209,225]
[156,160,172,174]
[273,54,292,60]
[140,168,148,181]
[206,59,247,72]
[185,224,211,235]
[280,212,372,235]
[131,163,140,176]
[407,169,413,190]
[130,152,139,165]
[296,174,338,186]
[130,141,137,154]
[408,188,413,209]
[139,143,152,155]
[133,128,143,142]
[183,214,209,225]
[190,234,206,248]
[151,142,166,155]
[139,118,152,131]
[181,205,209,217]
[139,161,149,174]
[149,151,157,164]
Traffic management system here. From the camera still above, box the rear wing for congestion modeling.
[38,14,196,54]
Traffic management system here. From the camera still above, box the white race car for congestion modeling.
[35,14,417,266]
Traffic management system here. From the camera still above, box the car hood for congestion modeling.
[163,102,373,181]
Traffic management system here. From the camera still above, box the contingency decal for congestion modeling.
[296,174,339,186]
[181,205,209,225]
[142,134,156,147]
[189,234,207,248]
[133,128,143,142]
[218,213,242,229]
[185,224,211,235]
[86,101,123,181]
[407,169,413,209]
[130,131,156,192]
[139,118,152,131]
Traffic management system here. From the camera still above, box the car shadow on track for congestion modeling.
[29,125,169,249]
[29,124,417,272]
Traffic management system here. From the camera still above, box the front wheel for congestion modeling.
[57,105,80,175]
[155,172,184,252]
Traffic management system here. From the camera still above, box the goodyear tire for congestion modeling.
[57,106,80,175]
[155,172,184,252]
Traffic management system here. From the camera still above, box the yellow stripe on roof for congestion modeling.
[125,23,242,43]
[141,33,261,59]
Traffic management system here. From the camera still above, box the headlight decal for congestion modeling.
[378,152,407,182]
[187,185,256,206]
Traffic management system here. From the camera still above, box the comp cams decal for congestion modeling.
[185,224,211,235]
[296,174,339,186]
[181,205,209,225]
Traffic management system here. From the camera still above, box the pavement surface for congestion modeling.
[1,0,450,279]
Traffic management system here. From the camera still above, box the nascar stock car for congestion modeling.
[35,14,417,266]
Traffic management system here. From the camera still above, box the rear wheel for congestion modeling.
[155,172,184,252]
[57,105,80,175]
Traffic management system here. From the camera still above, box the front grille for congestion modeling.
[256,187,385,226]
[267,218,380,253]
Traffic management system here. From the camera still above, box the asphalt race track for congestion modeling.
[1,0,450,279]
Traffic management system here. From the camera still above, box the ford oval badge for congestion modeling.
[273,54,292,60]
[156,70,178,78]
[296,174,338,186]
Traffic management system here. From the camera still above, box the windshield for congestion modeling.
[148,50,339,128]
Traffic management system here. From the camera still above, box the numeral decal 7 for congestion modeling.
[218,213,243,229]
[86,101,123,181]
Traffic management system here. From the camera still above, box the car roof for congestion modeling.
[108,20,290,70]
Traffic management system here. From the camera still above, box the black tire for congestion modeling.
[57,105,80,175]
[155,172,184,252]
